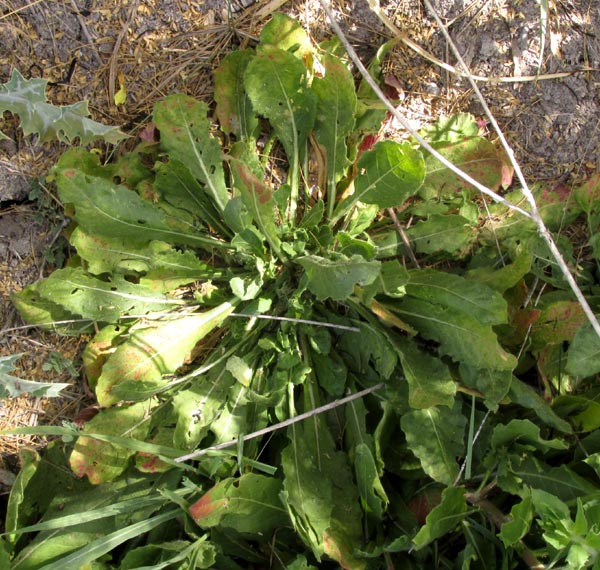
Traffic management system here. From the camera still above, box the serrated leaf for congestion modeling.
[566,321,600,377]
[412,487,468,549]
[343,140,424,211]
[466,250,533,293]
[406,214,475,255]
[189,474,287,535]
[0,69,126,144]
[31,266,182,323]
[153,94,229,212]
[297,254,381,301]
[54,160,224,250]
[406,269,508,326]
[214,49,258,140]
[401,404,466,485]
[69,402,151,484]
[395,337,456,409]
[95,301,238,406]
[0,354,70,398]
[389,296,517,371]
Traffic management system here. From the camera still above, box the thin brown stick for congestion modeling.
[174,382,385,462]
[387,207,420,268]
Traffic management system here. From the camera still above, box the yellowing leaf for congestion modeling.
[114,72,127,106]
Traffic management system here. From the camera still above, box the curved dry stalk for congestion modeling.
[174,382,384,462]
[421,0,600,340]
[319,0,600,341]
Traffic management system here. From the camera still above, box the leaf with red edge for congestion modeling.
[531,301,586,350]
[69,402,150,484]
[421,137,512,197]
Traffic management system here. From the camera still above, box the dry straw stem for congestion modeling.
[175,382,384,462]
[319,0,600,341]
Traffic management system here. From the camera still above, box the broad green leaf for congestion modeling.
[5,448,40,542]
[491,419,568,452]
[0,353,69,398]
[153,159,229,236]
[244,47,316,192]
[120,539,217,570]
[406,269,508,326]
[389,296,517,371]
[499,496,533,547]
[508,378,573,433]
[354,443,388,520]
[96,301,238,406]
[229,157,282,258]
[71,227,218,286]
[153,94,229,212]
[30,266,183,323]
[499,455,599,502]
[344,140,424,211]
[401,404,466,485]
[281,422,364,568]
[466,250,533,293]
[421,137,512,196]
[189,473,287,535]
[297,254,381,301]
[69,402,151,484]
[405,214,475,255]
[54,163,224,249]
[258,13,313,58]
[0,69,126,144]
[214,49,258,140]
[395,337,456,409]
[412,487,468,549]
[459,365,512,411]
[312,52,357,218]
[566,320,600,377]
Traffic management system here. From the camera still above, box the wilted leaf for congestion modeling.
[401,404,466,485]
[0,354,70,398]
[0,69,126,144]
[531,301,586,349]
